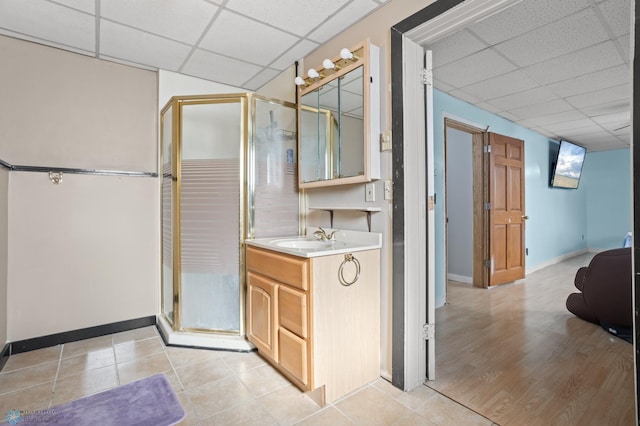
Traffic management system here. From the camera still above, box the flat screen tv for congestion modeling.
[550,140,586,189]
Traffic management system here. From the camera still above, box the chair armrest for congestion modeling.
[574,267,587,291]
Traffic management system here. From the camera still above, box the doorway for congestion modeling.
[444,119,486,293]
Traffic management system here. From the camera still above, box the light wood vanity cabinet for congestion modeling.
[246,244,380,404]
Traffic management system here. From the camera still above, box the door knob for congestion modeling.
[522,215,529,220]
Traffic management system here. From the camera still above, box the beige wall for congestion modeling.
[0,36,157,171]
[0,168,8,345]
[299,0,437,379]
[1,35,159,341]
[8,172,159,341]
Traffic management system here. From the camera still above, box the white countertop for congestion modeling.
[245,227,382,258]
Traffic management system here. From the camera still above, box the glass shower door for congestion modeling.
[179,100,242,333]
[161,105,174,325]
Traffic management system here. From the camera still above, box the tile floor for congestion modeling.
[0,326,494,425]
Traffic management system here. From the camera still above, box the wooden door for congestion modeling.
[487,132,526,286]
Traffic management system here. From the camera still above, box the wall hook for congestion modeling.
[49,171,63,184]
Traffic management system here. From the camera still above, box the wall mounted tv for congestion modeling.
[550,139,587,189]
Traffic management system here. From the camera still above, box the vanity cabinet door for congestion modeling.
[247,272,278,362]
[278,285,308,338]
[279,327,309,386]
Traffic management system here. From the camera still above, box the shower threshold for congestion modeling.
[157,315,255,352]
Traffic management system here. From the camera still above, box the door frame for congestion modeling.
[443,118,488,289]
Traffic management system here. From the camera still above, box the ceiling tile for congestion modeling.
[428,29,488,67]
[101,0,217,44]
[434,80,456,93]
[591,111,630,125]
[243,68,281,91]
[600,120,630,132]
[510,99,573,119]
[434,49,517,88]
[597,0,632,37]
[458,70,539,101]
[449,89,483,106]
[308,0,379,43]
[475,102,503,115]
[53,0,95,14]
[544,118,599,133]
[569,129,616,143]
[225,0,350,37]
[566,83,630,109]
[546,64,630,98]
[498,111,521,123]
[100,20,191,71]
[519,110,588,128]
[617,34,631,63]
[0,0,94,52]
[469,0,591,45]
[493,8,609,67]
[271,39,319,71]
[181,48,263,87]
[199,10,298,67]
[524,41,624,85]
[485,86,559,112]
[582,99,630,117]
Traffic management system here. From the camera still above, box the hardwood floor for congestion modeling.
[429,253,635,425]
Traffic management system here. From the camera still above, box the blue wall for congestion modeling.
[583,149,631,250]
[434,89,591,307]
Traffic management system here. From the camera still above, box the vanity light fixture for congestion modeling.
[307,68,322,79]
[322,58,340,71]
[294,45,363,87]
[340,48,359,61]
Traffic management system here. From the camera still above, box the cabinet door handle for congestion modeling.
[339,253,361,286]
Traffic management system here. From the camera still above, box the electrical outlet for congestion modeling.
[365,183,375,202]
[384,180,392,200]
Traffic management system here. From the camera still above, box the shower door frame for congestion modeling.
[160,93,299,338]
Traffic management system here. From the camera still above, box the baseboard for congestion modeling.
[447,273,472,284]
[9,315,156,355]
[0,343,9,371]
[525,248,589,275]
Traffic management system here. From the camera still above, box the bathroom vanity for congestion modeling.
[245,229,381,405]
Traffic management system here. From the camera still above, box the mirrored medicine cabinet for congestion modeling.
[297,39,380,188]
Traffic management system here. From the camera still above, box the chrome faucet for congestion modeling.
[313,227,337,242]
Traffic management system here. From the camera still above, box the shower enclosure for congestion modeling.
[159,93,299,350]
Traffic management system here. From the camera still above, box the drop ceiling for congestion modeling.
[416,0,631,152]
[0,0,632,152]
[0,0,388,90]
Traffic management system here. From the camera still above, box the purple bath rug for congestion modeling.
[3,374,185,426]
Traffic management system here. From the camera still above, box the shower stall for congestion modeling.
[158,93,299,350]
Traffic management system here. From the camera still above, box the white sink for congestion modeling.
[273,239,332,249]
[246,229,382,258]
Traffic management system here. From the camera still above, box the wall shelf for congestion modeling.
[308,207,382,232]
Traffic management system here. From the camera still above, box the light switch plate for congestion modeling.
[384,180,392,200]
[365,183,375,202]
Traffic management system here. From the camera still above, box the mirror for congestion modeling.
[297,40,379,188]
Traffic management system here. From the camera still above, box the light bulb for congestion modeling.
[323,58,336,70]
[294,76,305,86]
[340,48,353,60]
[307,68,320,79]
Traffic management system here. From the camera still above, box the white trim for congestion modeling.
[401,35,428,391]
[524,248,589,275]
[447,273,472,284]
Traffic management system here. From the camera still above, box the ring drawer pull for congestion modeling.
[338,253,361,286]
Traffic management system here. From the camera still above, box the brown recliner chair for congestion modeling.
[566,248,632,341]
